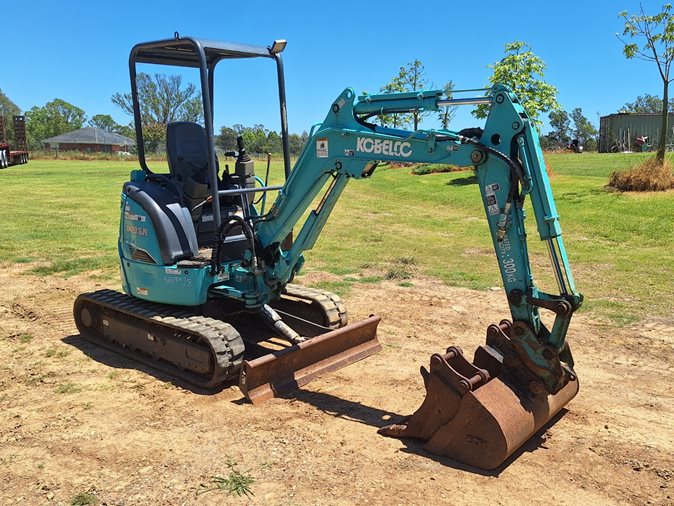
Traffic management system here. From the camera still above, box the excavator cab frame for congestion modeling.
[127,34,292,231]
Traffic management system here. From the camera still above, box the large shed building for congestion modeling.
[43,127,134,153]
[599,112,674,152]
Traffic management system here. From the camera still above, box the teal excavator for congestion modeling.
[74,35,582,470]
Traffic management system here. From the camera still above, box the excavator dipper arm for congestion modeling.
[242,85,584,468]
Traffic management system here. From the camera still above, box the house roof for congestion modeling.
[43,127,135,145]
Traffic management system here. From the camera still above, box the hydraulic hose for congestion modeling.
[211,215,259,275]
[444,133,526,241]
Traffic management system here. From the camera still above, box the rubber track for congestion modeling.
[282,284,348,329]
[74,289,245,388]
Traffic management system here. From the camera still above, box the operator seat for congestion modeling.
[166,122,213,220]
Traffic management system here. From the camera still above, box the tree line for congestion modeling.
[0,73,310,155]
[542,109,598,151]
[5,4,672,159]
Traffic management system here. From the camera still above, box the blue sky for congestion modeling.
[1,0,666,135]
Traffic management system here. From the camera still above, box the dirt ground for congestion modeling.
[0,264,672,506]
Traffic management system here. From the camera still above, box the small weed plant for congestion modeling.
[197,459,255,498]
[70,492,98,506]
[55,383,82,394]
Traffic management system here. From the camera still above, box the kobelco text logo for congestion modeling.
[356,137,412,158]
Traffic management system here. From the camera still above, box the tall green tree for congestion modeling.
[0,89,21,144]
[548,110,572,147]
[438,81,457,130]
[370,81,412,129]
[112,73,203,153]
[88,114,121,132]
[622,93,674,113]
[216,126,239,151]
[25,98,86,149]
[618,4,674,163]
[392,60,433,130]
[570,108,598,151]
[288,131,309,156]
[241,124,268,153]
[265,130,282,154]
[473,41,560,128]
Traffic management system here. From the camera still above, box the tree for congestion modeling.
[288,132,308,156]
[438,81,457,130]
[368,82,411,129]
[0,89,21,144]
[216,126,239,151]
[25,98,86,149]
[88,114,120,132]
[393,60,433,130]
[618,4,674,163]
[622,93,674,113]
[112,73,203,153]
[547,110,572,148]
[473,41,560,128]
[116,124,136,141]
[240,124,268,154]
[570,108,598,151]
[265,130,282,154]
[539,134,559,151]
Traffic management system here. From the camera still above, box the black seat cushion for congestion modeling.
[166,122,209,184]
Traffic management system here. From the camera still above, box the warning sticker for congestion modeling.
[316,138,329,158]
[485,183,500,215]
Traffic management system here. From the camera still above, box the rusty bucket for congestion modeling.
[379,324,579,470]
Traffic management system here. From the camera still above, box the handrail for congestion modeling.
[217,185,282,196]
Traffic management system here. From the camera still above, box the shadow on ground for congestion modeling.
[62,333,228,395]
[284,388,568,477]
[447,175,478,186]
[63,333,568,476]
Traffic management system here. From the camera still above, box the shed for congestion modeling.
[599,112,674,152]
[43,127,134,153]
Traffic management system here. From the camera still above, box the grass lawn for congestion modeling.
[0,153,671,325]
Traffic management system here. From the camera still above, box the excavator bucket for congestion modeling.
[240,315,381,404]
[379,321,579,470]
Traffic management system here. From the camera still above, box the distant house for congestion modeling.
[43,127,135,153]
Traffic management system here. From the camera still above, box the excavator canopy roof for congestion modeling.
[131,36,275,68]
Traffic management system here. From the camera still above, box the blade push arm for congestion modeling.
[253,85,582,394]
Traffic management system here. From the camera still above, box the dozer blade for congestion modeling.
[240,315,381,404]
[379,325,579,470]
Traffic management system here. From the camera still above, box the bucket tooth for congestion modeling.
[240,315,381,404]
[380,327,579,470]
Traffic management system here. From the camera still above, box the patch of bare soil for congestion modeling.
[0,264,672,505]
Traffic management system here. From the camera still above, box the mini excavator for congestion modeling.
[74,35,583,470]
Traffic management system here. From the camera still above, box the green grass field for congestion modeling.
[0,153,672,325]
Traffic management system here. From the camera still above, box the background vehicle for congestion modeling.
[0,115,29,168]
